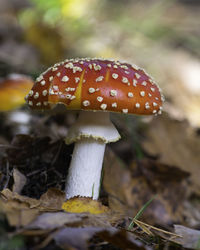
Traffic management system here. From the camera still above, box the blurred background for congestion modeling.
[0,0,200,249]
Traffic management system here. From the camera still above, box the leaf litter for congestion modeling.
[0,96,200,249]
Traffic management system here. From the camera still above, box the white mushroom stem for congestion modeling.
[65,111,120,200]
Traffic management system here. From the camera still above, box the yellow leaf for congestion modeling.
[62,197,109,214]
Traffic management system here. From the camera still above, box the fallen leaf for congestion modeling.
[12,168,27,194]
[62,197,109,214]
[174,225,200,249]
[39,188,65,211]
[54,227,147,250]
[103,148,190,226]
[142,114,200,195]
[25,212,83,230]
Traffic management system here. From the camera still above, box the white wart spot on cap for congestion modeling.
[153,110,157,114]
[42,90,48,96]
[100,103,107,110]
[96,76,104,82]
[56,72,61,77]
[122,109,128,113]
[122,77,128,84]
[112,73,118,79]
[107,64,112,68]
[153,102,158,107]
[97,96,103,102]
[49,76,54,81]
[62,76,69,82]
[133,79,137,86]
[128,92,134,98]
[145,102,150,109]
[110,90,117,97]
[52,67,58,72]
[43,101,48,106]
[34,92,39,99]
[88,88,95,93]
[75,77,80,83]
[41,80,46,86]
[135,103,140,108]
[113,65,118,69]
[28,101,33,106]
[36,75,43,82]
[140,91,145,97]
[141,81,147,86]
[36,102,41,106]
[29,90,34,96]
[151,87,155,92]
[135,73,140,79]
[112,102,117,108]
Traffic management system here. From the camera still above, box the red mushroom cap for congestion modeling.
[25,58,164,115]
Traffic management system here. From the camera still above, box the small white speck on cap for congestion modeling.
[128,92,134,98]
[122,77,128,84]
[43,101,48,106]
[28,101,33,106]
[94,64,102,71]
[65,62,73,69]
[66,94,71,99]
[75,77,80,83]
[107,64,112,68]
[155,97,159,100]
[148,93,152,97]
[88,64,92,69]
[120,65,128,70]
[133,79,137,86]
[100,103,107,110]
[73,66,82,73]
[125,71,130,74]
[42,90,48,96]
[53,85,59,91]
[49,76,54,81]
[142,81,147,86]
[122,109,128,113]
[135,103,140,108]
[36,102,41,106]
[34,92,39,99]
[140,91,145,97]
[36,75,43,82]
[88,88,95,93]
[132,64,139,70]
[49,89,55,95]
[29,90,34,96]
[135,73,140,79]
[145,102,150,109]
[112,102,117,108]
[56,72,61,77]
[62,76,69,82]
[96,76,104,82]
[70,95,76,100]
[110,90,117,97]
[151,87,155,92]
[112,73,118,79]
[52,67,58,72]
[41,80,46,86]
[97,96,103,102]
[113,65,118,69]
[83,100,90,106]
[153,102,158,107]
[153,110,157,114]
[158,110,162,115]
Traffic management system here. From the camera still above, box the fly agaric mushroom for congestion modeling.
[25,58,164,200]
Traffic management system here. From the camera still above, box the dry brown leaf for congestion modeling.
[25,212,83,230]
[142,114,200,195]
[104,148,190,226]
[39,188,65,211]
[12,168,27,194]
[174,225,200,249]
[54,227,147,250]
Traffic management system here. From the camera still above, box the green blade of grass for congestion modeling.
[128,196,156,230]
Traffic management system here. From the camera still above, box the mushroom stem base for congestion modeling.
[65,138,105,200]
